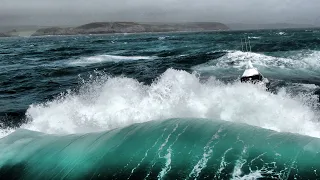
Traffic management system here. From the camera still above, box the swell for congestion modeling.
[252,38,320,52]
[1,119,320,180]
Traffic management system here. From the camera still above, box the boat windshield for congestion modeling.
[240,74,263,83]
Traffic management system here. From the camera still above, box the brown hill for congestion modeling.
[31,22,229,36]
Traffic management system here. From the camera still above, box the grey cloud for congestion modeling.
[0,0,320,26]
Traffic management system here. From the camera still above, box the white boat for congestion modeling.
[240,60,270,87]
[239,37,270,88]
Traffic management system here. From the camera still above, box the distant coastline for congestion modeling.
[0,29,19,37]
[1,22,320,37]
[0,22,229,37]
[29,22,229,37]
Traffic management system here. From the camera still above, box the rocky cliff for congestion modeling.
[0,33,10,37]
[0,29,19,37]
[31,22,229,36]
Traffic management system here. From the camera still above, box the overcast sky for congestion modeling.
[1,0,320,26]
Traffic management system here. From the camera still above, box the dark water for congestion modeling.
[1,29,320,179]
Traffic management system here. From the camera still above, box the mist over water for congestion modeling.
[1,0,320,27]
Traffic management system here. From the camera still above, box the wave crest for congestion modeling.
[194,50,320,70]
[22,69,320,137]
[69,54,155,66]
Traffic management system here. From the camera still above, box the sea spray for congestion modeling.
[22,69,320,137]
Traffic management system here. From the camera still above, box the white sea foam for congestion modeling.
[15,68,320,138]
[193,50,320,74]
[69,54,155,66]
[248,36,261,39]
[0,128,14,139]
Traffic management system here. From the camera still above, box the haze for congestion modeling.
[1,0,320,27]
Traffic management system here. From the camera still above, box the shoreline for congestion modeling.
[0,29,229,39]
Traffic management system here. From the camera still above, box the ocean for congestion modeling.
[1,29,320,179]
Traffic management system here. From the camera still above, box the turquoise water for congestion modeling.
[1,119,320,179]
[1,29,320,179]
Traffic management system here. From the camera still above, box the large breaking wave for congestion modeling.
[14,68,320,138]
[1,119,320,180]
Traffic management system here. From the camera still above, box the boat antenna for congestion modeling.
[241,38,244,51]
[248,37,252,52]
[244,37,248,52]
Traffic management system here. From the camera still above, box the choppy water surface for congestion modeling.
[1,29,320,179]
